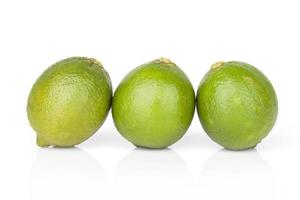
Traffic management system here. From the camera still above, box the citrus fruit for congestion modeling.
[196,61,278,150]
[27,57,112,147]
[112,58,195,148]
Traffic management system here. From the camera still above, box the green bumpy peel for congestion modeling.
[112,58,195,149]
[197,61,278,150]
[27,57,112,147]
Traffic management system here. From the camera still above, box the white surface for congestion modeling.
[0,0,299,199]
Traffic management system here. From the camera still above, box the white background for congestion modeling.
[0,0,299,199]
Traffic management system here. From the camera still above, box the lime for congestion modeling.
[196,61,278,150]
[112,58,195,148]
[27,57,112,147]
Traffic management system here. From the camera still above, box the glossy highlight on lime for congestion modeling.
[112,58,195,148]
[27,57,112,147]
[196,61,278,150]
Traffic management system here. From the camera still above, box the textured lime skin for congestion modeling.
[112,58,195,148]
[197,61,278,150]
[27,57,112,147]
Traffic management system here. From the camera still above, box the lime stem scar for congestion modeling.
[211,61,224,69]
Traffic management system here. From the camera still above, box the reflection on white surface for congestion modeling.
[199,149,280,200]
[30,148,107,200]
[114,148,193,199]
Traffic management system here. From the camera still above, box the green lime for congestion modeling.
[197,61,278,150]
[27,57,112,147]
[112,58,195,149]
